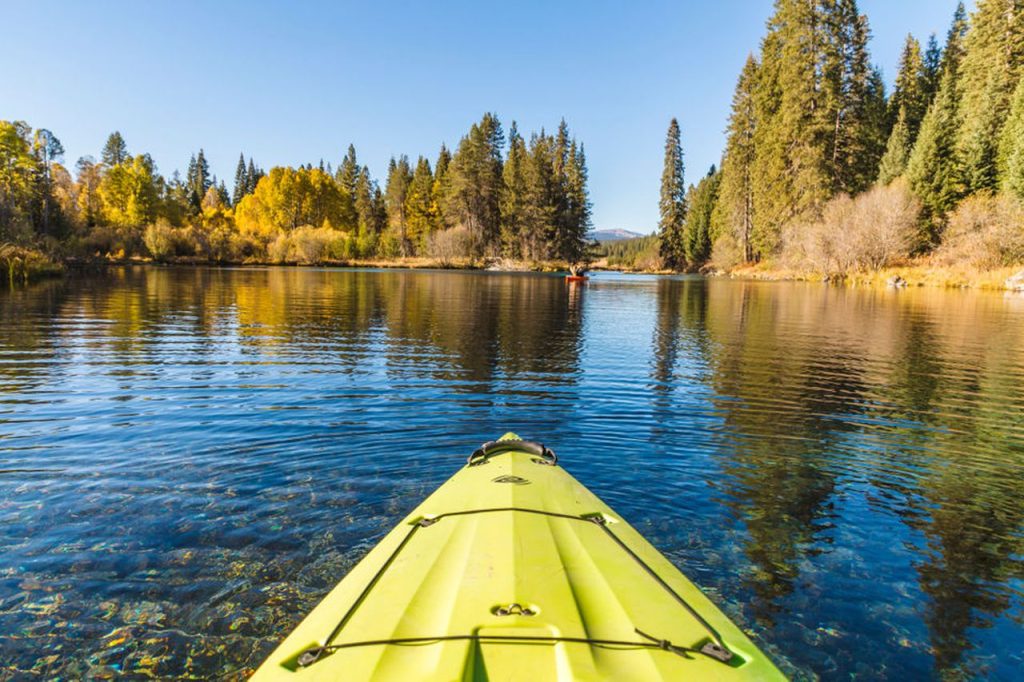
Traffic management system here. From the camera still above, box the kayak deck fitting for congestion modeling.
[253,434,784,680]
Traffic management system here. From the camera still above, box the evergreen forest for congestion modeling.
[656,0,1024,277]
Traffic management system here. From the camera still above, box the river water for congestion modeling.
[1,267,1022,680]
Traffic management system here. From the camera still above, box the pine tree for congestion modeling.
[385,156,413,255]
[337,144,360,230]
[101,131,128,166]
[923,33,942,99]
[185,154,198,211]
[404,156,434,251]
[373,185,388,237]
[500,122,528,258]
[956,0,1024,195]
[217,180,230,207]
[562,140,592,264]
[683,166,721,266]
[906,67,962,246]
[354,165,378,244]
[446,113,504,254]
[998,76,1024,199]
[232,153,247,206]
[714,54,759,262]
[863,67,891,173]
[751,0,831,257]
[889,35,930,138]
[522,132,558,261]
[246,158,261,194]
[186,149,211,213]
[431,144,452,232]
[658,118,687,269]
[940,3,970,78]
[553,119,572,244]
[820,0,877,195]
[877,108,912,184]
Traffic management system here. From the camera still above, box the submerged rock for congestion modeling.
[887,275,908,288]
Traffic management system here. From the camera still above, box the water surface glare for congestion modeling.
[1,267,1023,679]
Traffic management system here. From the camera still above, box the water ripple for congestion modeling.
[0,269,1022,679]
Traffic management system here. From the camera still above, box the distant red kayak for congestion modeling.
[566,275,588,282]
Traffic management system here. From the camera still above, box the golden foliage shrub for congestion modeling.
[266,226,352,265]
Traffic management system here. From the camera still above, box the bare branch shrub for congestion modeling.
[781,180,919,273]
[936,193,1024,268]
[427,226,472,267]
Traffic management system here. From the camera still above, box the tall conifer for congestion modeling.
[906,67,962,245]
[232,153,247,206]
[500,122,528,258]
[101,132,128,166]
[751,0,830,256]
[405,157,434,251]
[431,144,452,232]
[889,35,929,138]
[337,144,360,230]
[385,156,413,255]
[877,109,912,185]
[998,76,1024,199]
[683,166,721,266]
[563,140,591,264]
[956,0,1024,194]
[714,55,759,262]
[923,34,942,99]
[658,118,687,270]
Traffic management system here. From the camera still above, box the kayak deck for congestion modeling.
[253,437,784,680]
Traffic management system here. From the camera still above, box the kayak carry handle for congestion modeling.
[467,439,557,467]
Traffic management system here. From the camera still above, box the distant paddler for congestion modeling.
[566,263,589,282]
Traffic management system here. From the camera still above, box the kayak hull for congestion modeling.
[253,438,784,680]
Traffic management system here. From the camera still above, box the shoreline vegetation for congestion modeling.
[1,114,593,287]
[644,1,1024,293]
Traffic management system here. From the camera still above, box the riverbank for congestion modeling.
[60,254,575,273]
[721,261,1024,291]
[591,253,1024,291]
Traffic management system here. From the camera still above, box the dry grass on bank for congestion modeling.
[716,184,1024,291]
[0,244,64,285]
[724,259,1024,290]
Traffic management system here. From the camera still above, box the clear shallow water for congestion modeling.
[1,267,1023,680]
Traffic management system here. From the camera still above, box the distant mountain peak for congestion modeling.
[588,228,646,242]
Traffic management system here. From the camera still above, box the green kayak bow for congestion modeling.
[253,434,784,680]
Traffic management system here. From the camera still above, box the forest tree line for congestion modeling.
[657,0,1024,275]
[0,114,591,267]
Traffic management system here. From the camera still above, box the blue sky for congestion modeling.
[2,0,970,233]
